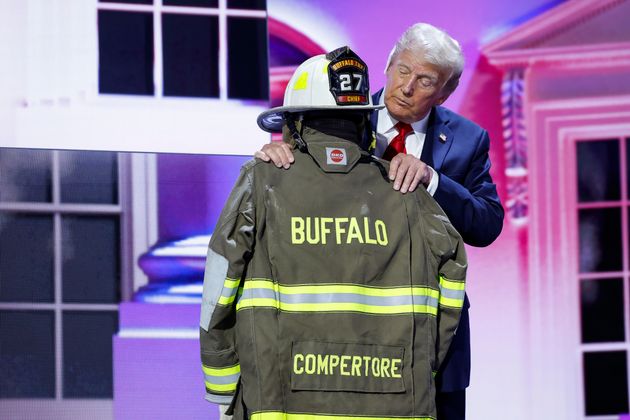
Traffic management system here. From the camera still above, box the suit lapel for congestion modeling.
[370,89,383,132]
[427,106,453,171]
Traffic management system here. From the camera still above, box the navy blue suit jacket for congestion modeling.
[372,89,504,392]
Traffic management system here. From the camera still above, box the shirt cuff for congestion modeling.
[426,166,439,196]
[218,404,233,420]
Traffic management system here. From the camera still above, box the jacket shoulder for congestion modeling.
[240,157,278,178]
[242,157,262,171]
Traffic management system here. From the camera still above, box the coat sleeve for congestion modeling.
[423,210,468,372]
[199,166,255,405]
[433,130,504,247]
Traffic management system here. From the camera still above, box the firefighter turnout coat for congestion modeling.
[199,126,467,420]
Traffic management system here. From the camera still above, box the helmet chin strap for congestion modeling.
[283,112,308,153]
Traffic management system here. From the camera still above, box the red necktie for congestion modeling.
[382,122,413,161]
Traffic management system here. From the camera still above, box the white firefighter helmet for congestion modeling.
[257,46,384,133]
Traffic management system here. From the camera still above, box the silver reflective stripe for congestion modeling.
[217,278,241,306]
[221,284,239,300]
[239,287,439,308]
[200,249,229,331]
[440,288,466,301]
[206,393,233,405]
[204,372,241,386]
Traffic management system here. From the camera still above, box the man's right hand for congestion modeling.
[254,143,295,169]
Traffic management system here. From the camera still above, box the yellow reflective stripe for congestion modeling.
[244,279,439,298]
[218,295,236,305]
[236,298,437,316]
[438,297,464,308]
[217,278,241,305]
[202,364,240,377]
[203,363,239,393]
[438,275,465,308]
[251,411,434,420]
[224,278,240,288]
[439,276,465,291]
[204,381,237,392]
[246,280,276,290]
[236,279,440,315]
[412,288,440,298]
[280,284,438,298]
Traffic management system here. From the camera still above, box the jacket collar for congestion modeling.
[300,126,362,174]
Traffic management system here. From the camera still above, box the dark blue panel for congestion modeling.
[0,311,55,398]
[164,0,218,6]
[227,17,269,100]
[98,11,154,95]
[162,14,219,98]
[580,278,624,343]
[0,214,54,303]
[62,216,120,303]
[100,0,152,4]
[63,311,118,398]
[583,351,629,415]
[579,207,622,273]
[60,151,119,205]
[577,140,620,203]
[0,149,53,203]
[228,0,265,10]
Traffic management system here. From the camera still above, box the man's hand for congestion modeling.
[388,154,432,193]
[254,143,295,169]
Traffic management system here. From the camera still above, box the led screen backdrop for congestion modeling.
[3,0,630,419]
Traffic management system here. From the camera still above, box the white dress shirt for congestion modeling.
[375,94,439,195]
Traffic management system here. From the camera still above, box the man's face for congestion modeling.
[384,49,451,124]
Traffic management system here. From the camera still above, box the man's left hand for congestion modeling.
[388,154,432,193]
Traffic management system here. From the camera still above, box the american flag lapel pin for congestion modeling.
[439,133,447,142]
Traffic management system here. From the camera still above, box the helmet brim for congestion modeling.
[257,104,385,133]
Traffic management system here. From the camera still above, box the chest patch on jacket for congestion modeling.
[326,147,347,165]
[290,341,405,393]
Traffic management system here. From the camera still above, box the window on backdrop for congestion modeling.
[0,149,128,400]
[576,137,630,417]
[97,0,269,100]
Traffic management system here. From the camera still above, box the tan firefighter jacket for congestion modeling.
[200,125,467,420]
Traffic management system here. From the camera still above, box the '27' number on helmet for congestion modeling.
[339,73,363,91]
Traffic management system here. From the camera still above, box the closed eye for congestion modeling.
[398,65,411,75]
[419,76,437,88]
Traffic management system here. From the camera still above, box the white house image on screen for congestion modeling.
[484,0,630,417]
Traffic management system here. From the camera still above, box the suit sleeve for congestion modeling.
[199,166,255,405]
[433,130,504,247]
[423,210,468,372]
